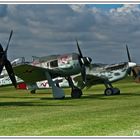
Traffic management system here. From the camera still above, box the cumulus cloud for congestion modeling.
[0,4,140,64]
[110,4,140,13]
[69,4,87,13]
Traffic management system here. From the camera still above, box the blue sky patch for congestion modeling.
[87,4,123,9]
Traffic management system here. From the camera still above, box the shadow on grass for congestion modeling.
[1,92,138,101]
[0,96,41,99]
[0,94,111,107]
[0,92,140,107]
[80,92,140,100]
[120,92,140,96]
[40,93,117,100]
[40,94,106,100]
[0,101,74,107]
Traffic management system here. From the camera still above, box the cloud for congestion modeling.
[110,4,140,13]
[69,4,87,13]
[0,4,140,64]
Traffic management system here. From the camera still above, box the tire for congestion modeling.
[71,88,82,99]
[104,88,113,96]
[30,89,36,94]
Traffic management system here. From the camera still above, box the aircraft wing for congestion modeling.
[73,74,107,89]
[13,63,57,83]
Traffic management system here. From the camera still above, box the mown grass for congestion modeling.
[0,77,140,136]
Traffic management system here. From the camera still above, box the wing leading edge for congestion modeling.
[13,63,52,83]
[13,63,65,98]
[73,74,106,89]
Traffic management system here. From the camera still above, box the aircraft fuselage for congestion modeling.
[31,53,82,77]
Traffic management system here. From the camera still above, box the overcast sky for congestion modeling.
[0,4,140,64]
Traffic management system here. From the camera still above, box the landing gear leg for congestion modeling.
[66,76,83,99]
[104,81,120,96]
[45,72,65,99]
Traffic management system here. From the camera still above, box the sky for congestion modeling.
[0,4,140,64]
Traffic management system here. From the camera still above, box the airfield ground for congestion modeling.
[0,77,140,136]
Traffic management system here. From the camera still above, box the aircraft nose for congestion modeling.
[128,62,136,68]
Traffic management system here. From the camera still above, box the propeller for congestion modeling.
[76,40,92,84]
[126,44,137,78]
[126,44,131,62]
[0,30,17,88]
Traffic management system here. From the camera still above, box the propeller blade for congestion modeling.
[126,44,131,62]
[127,68,131,75]
[81,65,86,84]
[5,59,17,88]
[0,44,5,75]
[76,39,83,58]
[126,45,138,78]
[0,64,4,75]
[5,30,13,53]
[0,44,4,53]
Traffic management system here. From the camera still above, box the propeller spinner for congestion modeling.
[0,30,17,88]
[76,40,92,84]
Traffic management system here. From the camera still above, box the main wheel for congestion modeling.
[30,89,36,94]
[71,88,82,99]
[104,88,113,96]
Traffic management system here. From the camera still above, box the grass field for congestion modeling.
[0,77,140,136]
